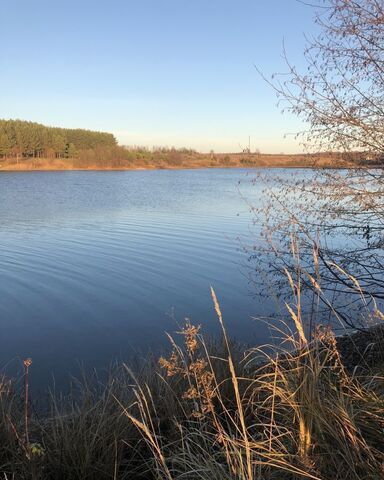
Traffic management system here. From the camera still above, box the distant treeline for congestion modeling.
[0,119,117,159]
[0,119,363,170]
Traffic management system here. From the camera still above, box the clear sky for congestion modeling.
[0,0,318,153]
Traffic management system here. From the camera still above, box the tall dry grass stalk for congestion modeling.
[0,254,383,478]
[123,273,384,479]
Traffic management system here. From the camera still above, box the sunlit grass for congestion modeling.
[123,286,384,480]
[0,273,383,479]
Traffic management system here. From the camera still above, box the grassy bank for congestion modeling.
[0,150,355,171]
[0,289,383,479]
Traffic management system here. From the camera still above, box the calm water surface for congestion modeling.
[0,169,276,388]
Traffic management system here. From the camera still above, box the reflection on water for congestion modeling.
[0,168,277,388]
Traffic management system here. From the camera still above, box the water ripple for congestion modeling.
[0,169,273,388]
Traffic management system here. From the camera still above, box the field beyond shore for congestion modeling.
[0,151,357,171]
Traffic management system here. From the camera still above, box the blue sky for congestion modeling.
[1,1,317,153]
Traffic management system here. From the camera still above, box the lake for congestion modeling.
[0,168,277,389]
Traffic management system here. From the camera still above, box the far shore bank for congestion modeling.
[0,152,361,171]
[0,165,356,172]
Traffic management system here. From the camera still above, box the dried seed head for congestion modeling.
[23,358,32,368]
[180,321,201,354]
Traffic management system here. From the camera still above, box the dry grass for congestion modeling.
[0,281,383,478]
[0,151,353,172]
[123,282,384,479]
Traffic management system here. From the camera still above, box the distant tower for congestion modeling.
[240,137,251,154]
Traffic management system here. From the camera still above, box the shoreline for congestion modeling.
[0,152,363,172]
[0,164,359,172]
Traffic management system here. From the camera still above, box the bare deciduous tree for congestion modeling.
[275,0,384,155]
[249,0,384,329]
